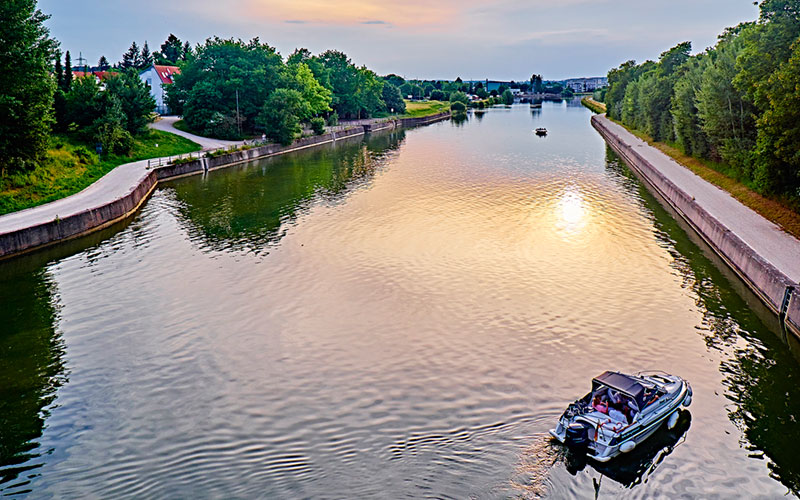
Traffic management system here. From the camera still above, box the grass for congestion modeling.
[401,100,451,118]
[613,120,800,239]
[172,119,191,134]
[0,129,201,216]
[581,97,606,114]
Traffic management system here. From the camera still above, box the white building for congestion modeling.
[139,65,181,115]
[564,77,608,93]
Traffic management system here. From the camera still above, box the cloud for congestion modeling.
[242,0,479,27]
[285,20,308,24]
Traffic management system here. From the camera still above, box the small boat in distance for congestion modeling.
[535,128,547,136]
[550,371,692,463]
[530,103,542,108]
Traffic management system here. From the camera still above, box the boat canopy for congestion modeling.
[592,371,646,409]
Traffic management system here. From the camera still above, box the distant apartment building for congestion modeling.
[564,77,608,93]
[139,64,181,114]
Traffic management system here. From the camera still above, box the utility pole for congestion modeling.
[236,89,241,135]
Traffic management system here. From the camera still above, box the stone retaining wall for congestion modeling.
[0,171,158,258]
[592,115,800,340]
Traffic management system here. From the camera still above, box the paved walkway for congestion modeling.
[149,116,243,150]
[0,159,152,234]
[598,115,800,283]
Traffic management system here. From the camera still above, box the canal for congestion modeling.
[1,101,799,498]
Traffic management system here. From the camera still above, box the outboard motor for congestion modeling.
[565,422,592,452]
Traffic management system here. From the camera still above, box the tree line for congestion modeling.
[604,0,800,202]
[165,38,410,144]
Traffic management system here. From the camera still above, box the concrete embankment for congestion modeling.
[0,112,450,260]
[592,114,800,341]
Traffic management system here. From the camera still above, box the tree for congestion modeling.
[159,34,183,63]
[530,74,543,93]
[104,70,156,134]
[314,50,384,119]
[98,55,110,70]
[671,56,711,157]
[449,91,469,106]
[430,89,447,101]
[140,41,153,68]
[175,37,284,138]
[121,41,139,69]
[92,95,133,155]
[381,82,405,113]
[383,73,405,87]
[281,62,331,118]
[64,76,102,130]
[0,0,58,174]
[501,89,514,104]
[752,38,800,194]
[54,50,63,88]
[182,41,192,60]
[63,50,73,90]
[257,88,310,145]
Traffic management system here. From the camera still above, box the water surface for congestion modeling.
[2,101,800,498]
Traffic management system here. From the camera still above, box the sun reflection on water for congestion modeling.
[556,186,587,235]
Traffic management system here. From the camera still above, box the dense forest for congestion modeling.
[604,0,800,204]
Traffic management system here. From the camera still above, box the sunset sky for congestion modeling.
[41,0,759,80]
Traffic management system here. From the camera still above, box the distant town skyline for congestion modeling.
[41,0,759,80]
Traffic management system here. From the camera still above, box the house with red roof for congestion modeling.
[72,70,118,90]
[139,64,181,114]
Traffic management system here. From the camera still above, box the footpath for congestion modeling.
[0,112,450,261]
[592,115,800,340]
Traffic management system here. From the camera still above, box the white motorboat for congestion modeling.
[550,371,692,462]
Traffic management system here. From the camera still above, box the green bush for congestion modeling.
[326,112,339,126]
[450,101,467,113]
[310,117,325,135]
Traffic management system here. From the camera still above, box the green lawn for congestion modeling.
[581,97,606,114]
[0,129,201,216]
[173,119,191,134]
[401,100,451,118]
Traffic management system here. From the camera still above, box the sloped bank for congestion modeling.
[0,112,450,260]
[592,114,800,341]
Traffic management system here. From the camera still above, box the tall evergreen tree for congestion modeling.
[182,41,191,60]
[121,41,139,69]
[54,50,63,88]
[0,0,58,174]
[98,55,109,70]
[63,50,73,90]
[140,41,152,68]
[160,34,182,63]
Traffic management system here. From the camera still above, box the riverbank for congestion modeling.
[0,112,450,260]
[613,123,800,239]
[0,130,201,216]
[592,114,800,340]
[581,97,606,114]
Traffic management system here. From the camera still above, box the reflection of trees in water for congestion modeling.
[451,113,468,127]
[0,263,66,494]
[168,130,406,254]
[604,147,800,494]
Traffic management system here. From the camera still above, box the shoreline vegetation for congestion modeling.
[601,0,800,215]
